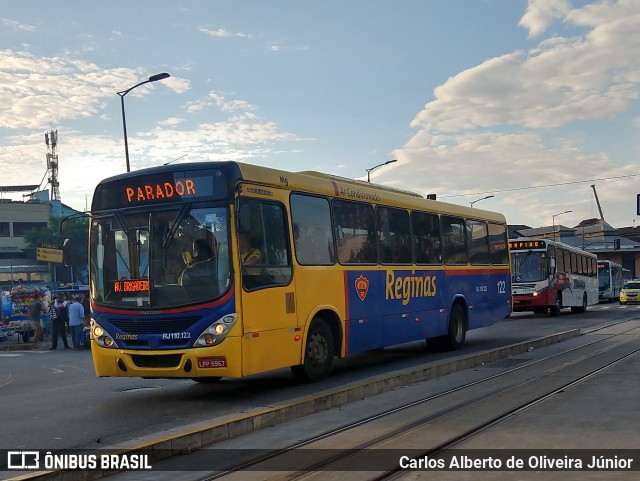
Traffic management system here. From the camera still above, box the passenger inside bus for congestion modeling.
[240,232,263,267]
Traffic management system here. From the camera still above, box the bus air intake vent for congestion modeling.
[285,292,295,314]
[111,316,201,335]
[131,354,182,368]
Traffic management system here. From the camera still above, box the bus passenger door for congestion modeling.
[236,191,300,376]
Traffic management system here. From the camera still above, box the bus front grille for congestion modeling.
[131,354,182,368]
[111,317,201,335]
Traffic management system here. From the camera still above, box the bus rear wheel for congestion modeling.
[291,319,334,382]
[430,303,467,351]
[571,293,588,313]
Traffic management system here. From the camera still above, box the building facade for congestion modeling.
[0,198,82,289]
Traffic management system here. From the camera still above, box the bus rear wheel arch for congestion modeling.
[291,317,335,382]
[571,293,588,313]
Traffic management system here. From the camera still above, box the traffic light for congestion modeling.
[613,239,620,250]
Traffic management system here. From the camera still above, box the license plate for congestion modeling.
[197,356,227,368]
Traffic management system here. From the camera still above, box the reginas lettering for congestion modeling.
[385,270,437,306]
[125,179,196,203]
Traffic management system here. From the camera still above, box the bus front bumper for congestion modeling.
[91,337,243,379]
[512,293,549,312]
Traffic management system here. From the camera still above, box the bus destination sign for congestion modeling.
[113,279,149,294]
[93,169,229,210]
[125,178,195,204]
[509,240,546,250]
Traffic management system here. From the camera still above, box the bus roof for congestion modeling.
[93,161,507,224]
[510,237,597,257]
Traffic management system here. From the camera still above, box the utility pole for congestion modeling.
[45,129,60,201]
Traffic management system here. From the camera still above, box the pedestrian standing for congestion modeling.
[56,295,69,334]
[81,293,90,327]
[28,296,45,350]
[68,295,86,350]
[49,295,70,350]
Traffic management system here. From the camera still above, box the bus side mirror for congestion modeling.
[549,257,556,272]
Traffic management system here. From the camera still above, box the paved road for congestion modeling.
[0,305,638,453]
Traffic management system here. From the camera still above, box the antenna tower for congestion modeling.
[45,129,60,201]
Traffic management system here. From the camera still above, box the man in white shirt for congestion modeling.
[68,295,86,350]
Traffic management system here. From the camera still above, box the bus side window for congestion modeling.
[238,199,292,290]
[442,215,468,265]
[291,193,335,265]
[332,200,376,265]
[413,211,442,265]
[466,219,489,265]
[488,222,508,265]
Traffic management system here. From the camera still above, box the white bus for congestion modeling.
[597,260,624,302]
[510,238,598,316]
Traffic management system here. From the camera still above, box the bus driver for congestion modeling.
[180,239,217,287]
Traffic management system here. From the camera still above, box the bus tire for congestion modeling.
[430,303,467,351]
[291,319,334,382]
[446,303,467,350]
[549,293,562,316]
[192,377,222,383]
[572,294,588,313]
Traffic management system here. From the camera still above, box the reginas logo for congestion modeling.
[386,270,437,306]
[355,274,369,301]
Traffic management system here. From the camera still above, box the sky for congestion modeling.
[1,0,640,230]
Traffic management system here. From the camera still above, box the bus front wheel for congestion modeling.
[550,293,562,316]
[291,319,334,382]
[192,377,222,383]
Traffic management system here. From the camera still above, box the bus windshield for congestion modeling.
[90,205,230,309]
[510,251,547,283]
[598,263,611,290]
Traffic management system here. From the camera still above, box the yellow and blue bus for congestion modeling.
[89,162,511,382]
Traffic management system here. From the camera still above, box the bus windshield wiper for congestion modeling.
[162,204,191,249]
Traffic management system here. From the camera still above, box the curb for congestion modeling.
[5,329,580,480]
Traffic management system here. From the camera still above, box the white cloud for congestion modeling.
[0,48,295,212]
[185,90,255,113]
[0,18,36,32]
[519,0,572,37]
[0,50,190,130]
[394,1,640,227]
[198,26,249,38]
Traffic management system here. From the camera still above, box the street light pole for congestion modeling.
[117,72,170,172]
[552,210,572,242]
[470,195,494,207]
[366,159,397,183]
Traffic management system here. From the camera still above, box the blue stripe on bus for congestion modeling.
[344,269,510,355]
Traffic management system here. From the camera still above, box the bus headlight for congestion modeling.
[91,320,119,349]
[533,287,548,297]
[194,313,237,347]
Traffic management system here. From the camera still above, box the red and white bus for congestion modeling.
[510,238,597,316]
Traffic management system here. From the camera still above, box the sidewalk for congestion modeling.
[0,329,91,351]
[0,333,51,351]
